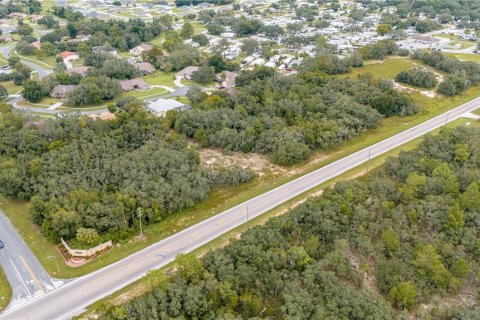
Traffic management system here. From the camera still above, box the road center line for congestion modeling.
[19,255,45,294]
[10,260,32,299]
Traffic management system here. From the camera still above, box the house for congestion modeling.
[175,66,200,80]
[87,111,116,121]
[32,41,41,50]
[120,78,151,92]
[50,85,77,99]
[29,14,43,22]
[75,34,90,41]
[412,34,440,45]
[129,43,153,57]
[92,46,117,55]
[66,66,90,76]
[7,12,26,19]
[217,71,238,88]
[133,62,155,74]
[145,98,190,117]
[0,34,13,43]
[59,51,80,62]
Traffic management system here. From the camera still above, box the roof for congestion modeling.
[87,111,116,121]
[0,34,13,40]
[66,66,90,75]
[59,51,78,59]
[147,98,189,114]
[412,34,440,44]
[175,66,200,78]
[120,78,151,91]
[50,85,77,96]
[134,62,155,73]
[131,43,153,52]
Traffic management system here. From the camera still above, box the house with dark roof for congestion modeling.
[120,78,151,92]
[175,66,200,80]
[133,62,155,74]
[129,43,153,57]
[50,85,77,99]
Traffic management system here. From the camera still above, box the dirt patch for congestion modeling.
[364,59,385,65]
[199,148,288,177]
[393,81,437,98]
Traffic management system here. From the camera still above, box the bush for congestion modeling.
[76,228,100,246]
[395,68,437,88]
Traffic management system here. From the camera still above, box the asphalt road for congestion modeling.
[0,46,52,79]
[0,212,61,309]
[1,96,480,320]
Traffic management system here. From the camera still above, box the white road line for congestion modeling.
[10,260,32,299]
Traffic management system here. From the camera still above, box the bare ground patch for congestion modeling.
[199,148,289,177]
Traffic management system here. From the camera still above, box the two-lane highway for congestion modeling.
[1,96,480,320]
[0,212,61,309]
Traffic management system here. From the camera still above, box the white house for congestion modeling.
[145,98,190,117]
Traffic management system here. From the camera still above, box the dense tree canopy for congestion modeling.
[102,126,480,319]
[169,68,417,166]
[395,67,437,89]
[0,103,254,242]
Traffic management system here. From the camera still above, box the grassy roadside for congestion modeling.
[77,117,480,319]
[0,266,12,312]
[2,54,480,279]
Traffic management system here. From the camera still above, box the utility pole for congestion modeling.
[137,208,143,236]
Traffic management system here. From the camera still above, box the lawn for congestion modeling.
[17,54,55,68]
[119,87,168,100]
[0,266,12,312]
[347,56,416,80]
[447,53,480,63]
[0,196,66,279]
[191,21,206,34]
[150,34,164,47]
[143,72,175,87]
[473,108,480,116]
[17,97,60,108]
[1,81,22,95]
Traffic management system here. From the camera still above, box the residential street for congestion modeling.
[0,46,52,80]
[0,212,62,310]
[1,94,479,320]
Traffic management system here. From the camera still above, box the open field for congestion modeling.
[1,81,22,95]
[447,53,480,63]
[347,56,416,80]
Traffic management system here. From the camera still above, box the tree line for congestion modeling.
[0,102,254,243]
[170,66,417,166]
[412,50,480,96]
[395,67,437,89]
[101,126,480,319]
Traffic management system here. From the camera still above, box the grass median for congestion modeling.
[0,266,12,312]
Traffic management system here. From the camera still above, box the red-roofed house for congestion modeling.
[59,51,79,62]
